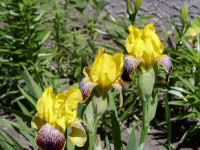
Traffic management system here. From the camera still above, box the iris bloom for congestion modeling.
[31,86,87,150]
[122,23,173,82]
[80,48,124,106]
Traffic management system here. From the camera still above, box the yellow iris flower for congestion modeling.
[31,86,87,150]
[122,23,173,82]
[80,48,124,105]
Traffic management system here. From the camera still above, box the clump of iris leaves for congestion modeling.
[0,0,200,150]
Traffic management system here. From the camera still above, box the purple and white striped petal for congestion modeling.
[35,123,66,150]
[121,57,143,82]
[79,77,98,101]
[154,55,173,82]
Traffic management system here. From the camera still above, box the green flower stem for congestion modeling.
[83,92,108,150]
[138,69,156,146]
[89,133,95,150]
[140,99,149,144]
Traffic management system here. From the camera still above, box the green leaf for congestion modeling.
[108,92,122,150]
[119,100,136,122]
[158,112,197,126]
[17,101,32,116]
[180,124,200,143]
[23,132,37,150]
[0,132,15,150]
[157,141,175,150]
[22,65,43,100]
[0,129,24,150]
[105,135,111,150]
[168,20,180,40]
[127,125,137,150]
[0,104,32,122]
[17,85,36,108]
[164,95,171,145]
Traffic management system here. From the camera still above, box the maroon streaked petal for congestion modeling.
[112,83,123,107]
[79,77,98,101]
[35,123,66,150]
[121,58,143,82]
[154,56,173,82]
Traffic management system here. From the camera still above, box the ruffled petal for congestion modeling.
[31,114,44,130]
[121,57,143,82]
[154,55,173,82]
[79,77,98,101]
[35,123,66,150]
[37,86,57,125]
[113,53,124,80]
[68,121,87,147]
[55,88,83,132]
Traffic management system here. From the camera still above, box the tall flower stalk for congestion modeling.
[80,48,124,149]
[122,23,173,148]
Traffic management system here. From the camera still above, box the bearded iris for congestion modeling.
[122,23,173,82]
[79,48,124,106]
[31,86,87,150]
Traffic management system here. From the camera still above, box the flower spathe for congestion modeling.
[31,86,87,150]
[80,48,124,106]
[122,23,173,82]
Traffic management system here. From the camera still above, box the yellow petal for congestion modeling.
[89,48,104,83]
[55,88,83,132]
[144,23,155,32]
[31,114,44,130]
[113,53,124,78]
[83,67,90,77]
[37,86,57,125]
[68,121,87,147]
[125,23,166,72]
[89,48,124,92]
[132,38,146,58]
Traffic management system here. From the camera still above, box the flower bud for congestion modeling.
[82,102,95,134]
[92,93,108,117]
[138,69,155,99]
[181,5,188,25]
[135,0,143,13]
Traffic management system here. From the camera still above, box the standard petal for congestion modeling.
[37,86,57,125]
[79,77,98,101]
[55,88,83,132]
[112,81,123,107]
[121,57,143,82]
[68,121,87,147]
[154,55,173,82]
[113,53,124,80]
[35,123,66,150]
[89,48,104,83]
[31,114,44,130]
